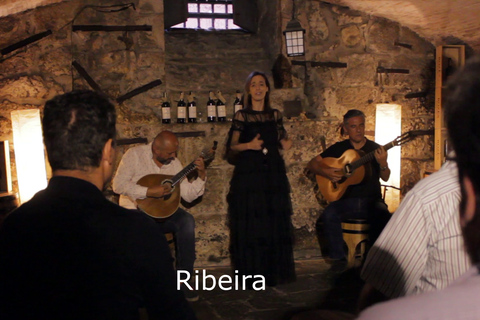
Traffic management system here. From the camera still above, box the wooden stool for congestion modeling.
[341,219,369,268]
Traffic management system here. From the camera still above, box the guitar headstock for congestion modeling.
[201,141,218,162]
[393,132,415,146]
[393,129,433,147]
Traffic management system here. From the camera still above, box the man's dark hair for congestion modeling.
[343,109,365,123]
[42,90,116,171]
[340,109,365,136]
[444,55,480,263]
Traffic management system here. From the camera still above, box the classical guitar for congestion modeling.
[136,141,218,219]
[316,132,414,202]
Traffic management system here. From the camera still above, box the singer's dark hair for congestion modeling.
[42,90,116,171]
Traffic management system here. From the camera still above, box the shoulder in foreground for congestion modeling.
[107,202,161,229]
[358,270,480,320]
[412,161,459,193]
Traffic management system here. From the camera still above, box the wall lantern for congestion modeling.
[283,0,305,57]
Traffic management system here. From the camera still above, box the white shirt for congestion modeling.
[361,161,471,298]
[112,143,206,209]
[357,266,480,320]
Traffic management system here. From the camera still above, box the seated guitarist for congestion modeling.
[307,109,391,269]
[112,130,205,301]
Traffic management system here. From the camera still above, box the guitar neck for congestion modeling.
[169,141,217,187]
[170,161,197,187]
[350,141,395,170]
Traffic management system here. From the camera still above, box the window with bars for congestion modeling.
[171,0,241,30]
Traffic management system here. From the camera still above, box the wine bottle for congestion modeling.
[187,91,197,123]
[161,92,171,124]
[177,92,186,124]
[216,90,227,122]
[233,90,243,114]
[207,91,217,122]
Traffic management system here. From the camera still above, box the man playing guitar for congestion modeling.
[113,130,205,302]
[307,109,391,270]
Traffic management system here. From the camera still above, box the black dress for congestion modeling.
[227,108,296,286]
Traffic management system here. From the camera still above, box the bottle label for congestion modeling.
[207,105,216,117]
[178,107,186,118]
[234,105,243,113]
[217,105,226,117]
[189,106,197,118]
[162,108,171,119]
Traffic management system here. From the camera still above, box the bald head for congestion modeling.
[152,131,178,165]
[154,131,178,148]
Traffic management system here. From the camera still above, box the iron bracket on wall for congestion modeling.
[116,137,148,146]
[72,25,152,32]
[1,30,52,56]
[394,41,413,50]
[174,131,206,138]
[377,66,409,74]
[116,80,163,104]
[292,60,347,68]
[72,60,106,95]
[405,91,428,99]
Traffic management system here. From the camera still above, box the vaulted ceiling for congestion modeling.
[1,0,480,51]
[327,0,480,52]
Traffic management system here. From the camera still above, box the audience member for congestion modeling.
[0,90,196,319]
[357,55,480,319]
[358,158,471,310]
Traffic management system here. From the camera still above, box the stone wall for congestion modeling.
[0,0,436,267]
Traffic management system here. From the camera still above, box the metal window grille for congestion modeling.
[172,0,241,30]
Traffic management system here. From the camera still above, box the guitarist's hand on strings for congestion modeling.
[194,157,206,181]
[324,167,343,183]
[374,146,388,167]
[146,184,173,198]
[374,146,390,181]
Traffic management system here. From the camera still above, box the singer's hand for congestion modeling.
[249,134,263,150]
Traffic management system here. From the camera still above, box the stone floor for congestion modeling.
[189,259,364,320]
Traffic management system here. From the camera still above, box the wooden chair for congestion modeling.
[340,185,399,268]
